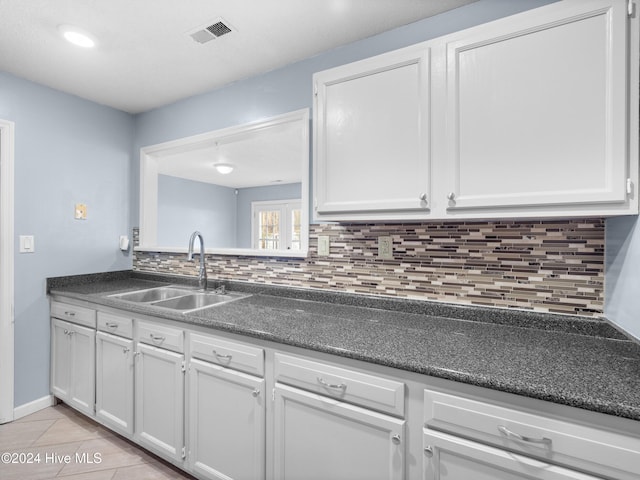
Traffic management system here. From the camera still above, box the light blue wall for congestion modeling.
[605,217,640,341]
[236,183,302,248]
[158,175,237,247]
[0,71,134,407]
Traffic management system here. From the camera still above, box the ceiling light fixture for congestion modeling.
[58,24,96,48]
[214,163,234,174]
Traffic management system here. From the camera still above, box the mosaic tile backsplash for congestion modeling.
[133,219,604,317]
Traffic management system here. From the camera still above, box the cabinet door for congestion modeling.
[423,430,600,480]
[314,45,430,218]
[188,358,265,480]
[273,383,405,480]
[444,0,629,212]
[51,318,72,400]
[67,322,95,416]
[96,331,134,436]
[135,342,184,463]
[51,318,95,415]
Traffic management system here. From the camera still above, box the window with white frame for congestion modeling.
[251,200,301,251]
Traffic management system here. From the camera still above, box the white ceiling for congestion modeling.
[0,0,477,114]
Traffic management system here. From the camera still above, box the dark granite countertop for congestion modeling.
[47,271,640,422]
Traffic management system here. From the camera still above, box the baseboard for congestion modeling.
[13,395,55,420]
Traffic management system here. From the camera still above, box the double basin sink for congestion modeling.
[110,285,250,313]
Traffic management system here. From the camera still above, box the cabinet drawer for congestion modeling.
[423,429,600,480]
[190,333,264,377]
[274,353,404,417]
[424,389,640,480]
[51,301,96,328]
[137,321,183,353]
[97,312,133,339]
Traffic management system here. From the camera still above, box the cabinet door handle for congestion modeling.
[252,388,260,398]
[212,350,232,361]
[391,434,401,445]
[424,446,434,457]
[447,192,456,201]
[123,347,130,354]
[497,425,552,445]
[105,322,118,330]
[419,193,428,202]
[64,311,76,317]
[149,333,165,345]
[317,377,346,391]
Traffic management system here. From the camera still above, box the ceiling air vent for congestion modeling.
[188,18,234,44]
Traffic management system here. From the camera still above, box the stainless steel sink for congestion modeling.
[110,286,194,303]
[152,291,249,311]
[110,286,250,313]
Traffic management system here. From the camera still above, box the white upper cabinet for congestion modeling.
[314,45,431,220]
[313,0,638,221]
[443,0,633,216]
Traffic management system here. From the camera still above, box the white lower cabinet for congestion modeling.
[95,331,134,436]
[134,341,185,463]
[51,317,96,417]
[423,388,640,480]
[422,430,598,480]
[49,300,640,480]
[188,358,265,480]
[273,383,405,480]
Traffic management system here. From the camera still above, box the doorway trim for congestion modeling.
[0,119,15,424]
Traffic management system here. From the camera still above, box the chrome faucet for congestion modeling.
[187,231,207,290]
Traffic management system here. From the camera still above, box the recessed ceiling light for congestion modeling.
[58,24,96,48]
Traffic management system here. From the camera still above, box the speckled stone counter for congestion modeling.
[48,271,640,422]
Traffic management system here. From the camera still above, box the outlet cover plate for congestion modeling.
[378,236,393,259]
[318,235,330,256]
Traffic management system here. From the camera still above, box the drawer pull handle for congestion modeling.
[213,350,232,361]
[64,311,76,317]
[317,377,346,391]
[149,334,165,344]
[105,322,118,330]
[498,425,552,445]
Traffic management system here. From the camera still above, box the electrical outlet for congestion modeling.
[378,236,393,259]
[318,235,330,256]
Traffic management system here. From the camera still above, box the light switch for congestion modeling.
[19,235,35,253]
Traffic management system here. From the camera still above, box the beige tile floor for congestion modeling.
[0,403,195,479]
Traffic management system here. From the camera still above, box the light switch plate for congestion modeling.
[19,235,35,253]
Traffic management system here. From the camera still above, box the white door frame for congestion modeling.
[0,119,15,423]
